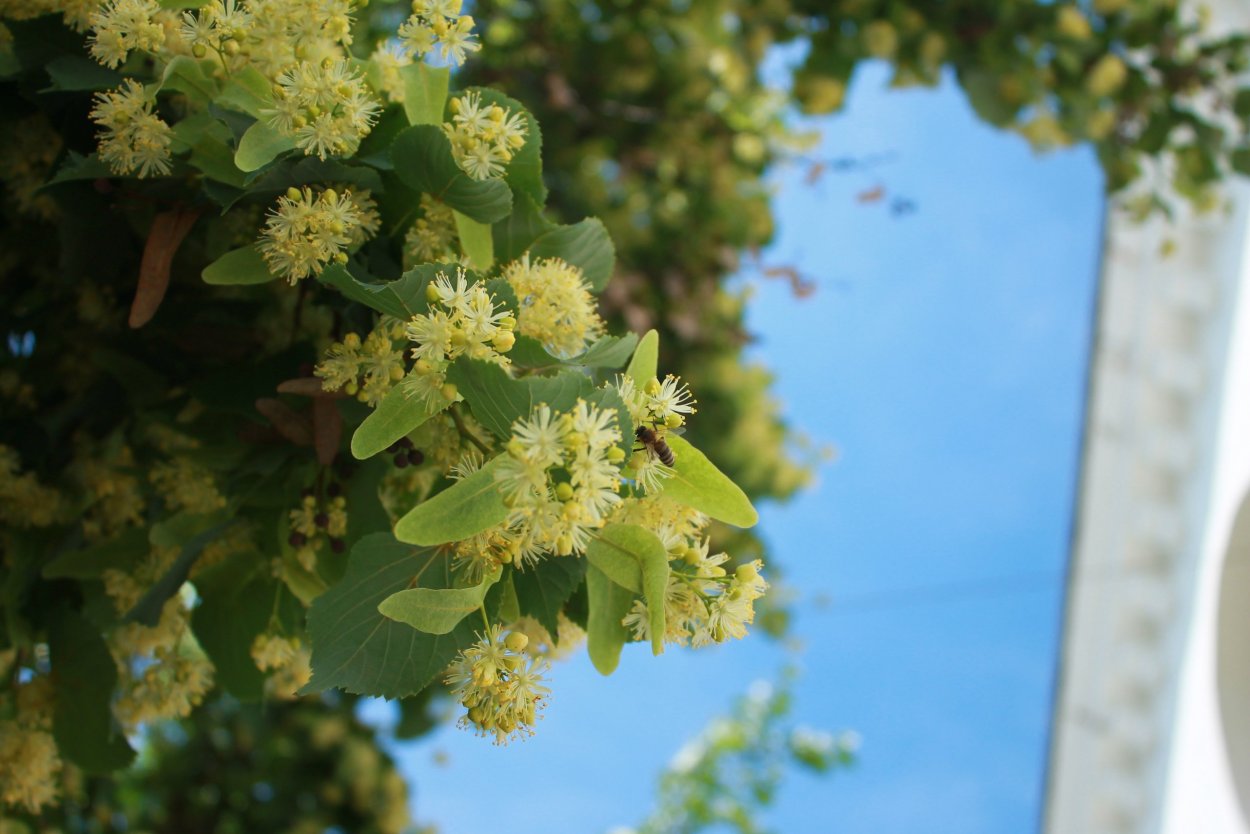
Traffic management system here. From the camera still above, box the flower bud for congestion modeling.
[735,563,760,584]
[504,631,529,652]
[441,382,459,401]
[492,331,515,352]
[554,482,574,501]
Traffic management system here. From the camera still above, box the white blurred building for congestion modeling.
[1042,7,1250,831]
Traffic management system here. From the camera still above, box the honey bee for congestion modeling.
[635,424,676,467]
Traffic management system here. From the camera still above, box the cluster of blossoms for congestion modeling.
[403,195,460,267]
[0,445,61,529]
[259,186,378,282]
[397,0,480,67]
[178,0,251,61]
[446,626,550,745]
[0,676,60,813]
[250,633,312,699]
[75,444,144,540]
[494,399,625,563]
[369,42,411,104]
[616,374,697,492]
[402,269,516,406]
[502,255,604,358]
[442,90,528,181]
[316,319,408,406]
[149,457,227,514]
[88,0,164,67]
[265,57,381,160]
[89,79,174,178]
[287,487,348,571]
[616,497,769,647]
[178,0,354,77]
[103,552,215,729]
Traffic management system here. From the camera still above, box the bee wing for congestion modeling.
[668,426,686,436]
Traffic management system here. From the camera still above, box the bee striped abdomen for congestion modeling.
[635,425,676,467]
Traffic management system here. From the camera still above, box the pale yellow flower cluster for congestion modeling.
[251,632,300,671]
[88,0,164,67]
[89,79,173,178]
[615,373,697,492]
[103,551,215,730]
[0,677,60,814]
[446,626,550,745]
[149,457,227,514]
[259,186,375,282]
[178,0,352,77]
[443,90,528,181]
[616,496,769,646]
[317,319,406,406]
[403,194,460,267]
[502,254,604,358]
[76,444,144,541]
[287,492,347,570]
[0,445,61,529]
[265,57,380,160]
[397,0,479,67]
[0,115,61,220]
[401,268,515,406]
[493,399,625,561]
[369,43,411,104]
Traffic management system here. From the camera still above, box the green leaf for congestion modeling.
[303,534,491,698]
[625,329,659,386]
[529,218,615,291]
[318,262,462,319]
[445,357,594,440]
[351,383,449,460]
[191,571,275,702]
[202,244,274,285]
[576,333,639,368]
[235,120,296,172]
[400,63,450,126]
[493,189,554,263]
[496,570,521,622]
[465,87,545,206]
[393,455,509,545]
[42,528,147,579]
[159,56,218,103]
[378,565,501,634]
[513,557,585,639]
[659,435,758,528]
[390,125,512,223]
[43,55,122,91]
[125,516,233,627]
[190,138,248,188]
[1233,147,1250,177]
[45,152,114,186]
[586,564,633,675]
[586,523,669,655]
[215,66,272,119]
[49,610,135,773]
[454,210,494,270]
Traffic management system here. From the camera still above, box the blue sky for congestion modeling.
[369,61,1105,834]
